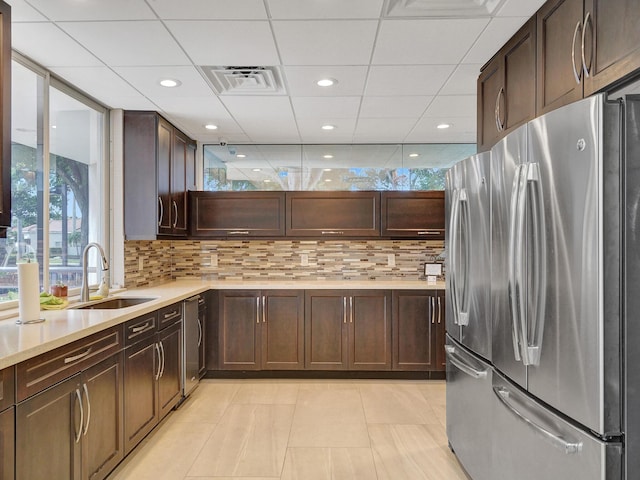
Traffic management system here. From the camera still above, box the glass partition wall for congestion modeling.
[204,143,475,191]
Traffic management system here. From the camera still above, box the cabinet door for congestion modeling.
[0,407,14,480]
[157,118,173,235]
[380,191,445,238]
[158,321,182,419]
[536,0,585,115]
[123,335,159,454]
[262,290,304,370]
[16,376,82,480]
[81,353,124,480]
[433,292,447,371]
[392,290,435,371]
[190,191,286,237]
[0,366,14,411]
[348,290,392,371]
[583,0,640,95]
[305,291,348,370]
[503,18,536,132]
[171,130,188,233]
[286,191,381,237]
[219,291,261,370]
[477,55,503,152]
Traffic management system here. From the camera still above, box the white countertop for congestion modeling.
[0,279,445,370]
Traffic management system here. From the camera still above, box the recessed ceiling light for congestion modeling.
[159,78,181,88]
[317,78,337,87]
[437,123,452,129]
[323,154,334,159]
[321,125,336,130]
[252,168,261,172]
[264,179,271,183]
[325,179,332,182]
[236,154,246,158]
[205,124,218,130]
[408,153,419,158]
[51,125,57,129]
[323,168,332,172]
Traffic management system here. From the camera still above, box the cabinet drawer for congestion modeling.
[158,302,182,330]
[0,365,15,411]
[125,313,158,346]
[16,326,123,402]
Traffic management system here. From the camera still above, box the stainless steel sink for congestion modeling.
[74,297,156,310]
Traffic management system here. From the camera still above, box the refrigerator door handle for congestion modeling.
[448,188,461,325]
[508,164,526,362]
[458,188,471,326]
[445,345,488,379]
[493,386,583,455]
[524,163,547,366]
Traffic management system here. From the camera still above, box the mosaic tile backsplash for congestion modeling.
[124,239,445,287]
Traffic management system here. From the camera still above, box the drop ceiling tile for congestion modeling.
[497,0,547,18]
[49,66,148,108]
[360,96,433,118]
[273,20,378,66]
[165,20,279,66]
[354,118,418,142]
[58,21,190,66]
[241,120,301,143]
[6,0,48,21]
[154,96,236,123]
[439,64,482,95]
[297,117,357,138]
[373,18,489,65]
[423,95,477,118]
[12,23,103,67]
[221,96,296,121]
[200,133,251,144]
[405,116,477,143]
[113,66,213,98]
[22,0,155,21]
[365,65,456,96]
[149,0,268,19]
[283,66,368,97]
[292,97,361,119]
[463,16,529,64]
[267,0,384,19]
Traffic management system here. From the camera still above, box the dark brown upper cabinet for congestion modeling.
[286,191,381,238]
[537,0,640,115]
[477,18,537,152]
[0,1,10,233]
[189,191,286,237]
[124,111,196,240]
[380,191,445,239]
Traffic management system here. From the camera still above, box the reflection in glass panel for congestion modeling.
[49,86,104,289]
[203,143,475,191]
[0,62,43,302]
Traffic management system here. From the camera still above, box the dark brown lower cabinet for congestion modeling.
[16,353,123,480]
[123,319,181,455]
[392,290,444,371]
[305,290,391,371]
[219,290,304,370]
[0,406,14,480]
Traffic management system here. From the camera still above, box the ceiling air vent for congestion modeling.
[200,66,286,95]
[384,0,507,17]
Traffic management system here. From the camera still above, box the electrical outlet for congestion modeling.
[301,254,309,266]
[138,257,144,271]
[387,254,396,267]
[210,253,218,267]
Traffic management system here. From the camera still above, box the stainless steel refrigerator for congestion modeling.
[446,93,640,479]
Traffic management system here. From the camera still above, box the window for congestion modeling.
[203,143,476,191]
[0,56,108,303]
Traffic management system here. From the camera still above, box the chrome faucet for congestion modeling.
[80,242,109,302]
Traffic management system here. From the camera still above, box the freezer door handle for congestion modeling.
[508,164,526,362]
[457,188,471,326]
[445,345,488,379]
[493,386,583,455]
[448,188,461,325]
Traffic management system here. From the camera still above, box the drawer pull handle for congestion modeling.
[65,348,92,364]
[228,230,250,235]
[164,311,179,319]
[131,322,151,333]
[321,231,344,235]
[417,231,439,235]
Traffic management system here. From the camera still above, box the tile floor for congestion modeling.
[107,379,470,480]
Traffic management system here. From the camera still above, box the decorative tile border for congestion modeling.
[125,239,445,287]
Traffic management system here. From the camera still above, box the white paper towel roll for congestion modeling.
[18,261,41,323]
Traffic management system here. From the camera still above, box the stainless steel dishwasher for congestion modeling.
[182,295,200,397]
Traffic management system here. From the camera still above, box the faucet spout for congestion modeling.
[81,242,109,302]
